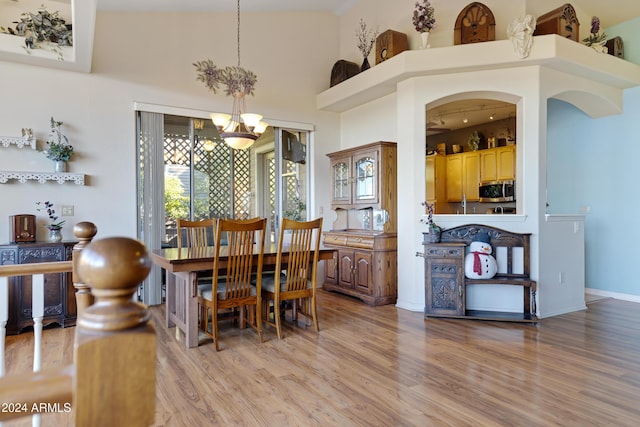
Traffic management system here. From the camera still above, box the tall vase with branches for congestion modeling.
[356,19,378,71]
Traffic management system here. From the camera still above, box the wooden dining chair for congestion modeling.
[198,217,266,351]
[176,218,216,250]
[261,217,323,339]
[176,218,216,286]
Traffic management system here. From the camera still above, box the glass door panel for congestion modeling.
[354,156,376,202]
[332,161,350,202]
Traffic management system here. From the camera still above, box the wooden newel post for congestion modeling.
[72,221,98,316]
[73,237,155,427]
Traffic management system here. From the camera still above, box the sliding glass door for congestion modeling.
[136,109,311,305]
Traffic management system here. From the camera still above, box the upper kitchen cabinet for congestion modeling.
[446,151,480,203]
[426,154,447,212]
[480,145,515,182]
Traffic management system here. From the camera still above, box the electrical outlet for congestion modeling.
[61,205,74,216]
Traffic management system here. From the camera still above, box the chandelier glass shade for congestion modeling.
[210,91,266,150]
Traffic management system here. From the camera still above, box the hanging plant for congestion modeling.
[0,5,72,60]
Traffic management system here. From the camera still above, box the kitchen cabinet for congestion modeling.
[480,145,515,182]
[0,241,77,335]
[446,151,479,202]
[426,154,447,213]
[323,230,397,306]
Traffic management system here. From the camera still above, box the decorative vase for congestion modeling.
[54,160,67,173]
[589,40,608,54]
[361,57,370,72]
[424,229,441,243]
[48,227,63,242]
[420,31,430,49]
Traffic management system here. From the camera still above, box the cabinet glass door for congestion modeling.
[332,161,351,203]
[354,156,376,202]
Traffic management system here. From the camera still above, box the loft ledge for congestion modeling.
[317,35,640,113]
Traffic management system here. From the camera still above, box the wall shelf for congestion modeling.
[0,135,36,150]
[0,171,85,185]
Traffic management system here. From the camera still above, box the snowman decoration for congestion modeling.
[465,231,498,279]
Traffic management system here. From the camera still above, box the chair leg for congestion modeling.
[239,306,246,329]
[311,295,319,332]
[274,297,283,339]
[256,301,263,343]
[213,303,219,351]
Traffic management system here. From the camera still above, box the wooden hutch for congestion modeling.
[323,141,397,305]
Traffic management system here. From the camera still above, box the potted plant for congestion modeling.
[36,201,65,242]
[421,201,443,243]
[41,117,74,172]
[0,5,72,60]
[468,130,480,151]
[582,16,608,53]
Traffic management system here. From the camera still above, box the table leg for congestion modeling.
[185,271,199,348]
[166,272,199,348]
[165,270,176,328]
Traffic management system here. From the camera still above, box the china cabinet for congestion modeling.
[324,141,397,305]
[0,241,77,334]
[328,142,396,214]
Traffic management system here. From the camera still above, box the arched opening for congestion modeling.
[425,95,518,215]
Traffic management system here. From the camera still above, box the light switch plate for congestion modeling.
[61,205,74,216]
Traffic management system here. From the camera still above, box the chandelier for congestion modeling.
[193,0,267,150]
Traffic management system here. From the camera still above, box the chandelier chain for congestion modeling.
[236,0,241,67]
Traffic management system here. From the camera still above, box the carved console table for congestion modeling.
[0,241,78,334]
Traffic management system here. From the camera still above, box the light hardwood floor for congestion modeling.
[4,290,640,426]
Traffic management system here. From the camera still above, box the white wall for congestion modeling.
[0,10,341,243]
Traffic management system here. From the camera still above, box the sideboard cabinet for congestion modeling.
[0,241,77,335]
[323,230,397,306]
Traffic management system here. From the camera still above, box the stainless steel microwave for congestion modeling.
[479,180,515,203]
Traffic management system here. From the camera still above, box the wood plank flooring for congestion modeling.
[3,291,640,426]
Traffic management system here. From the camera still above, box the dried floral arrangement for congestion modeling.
[412,0,436,33]
[355,18,379,58]
[193,60,257,96]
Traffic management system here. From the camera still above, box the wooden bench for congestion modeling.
[422,224,537,323]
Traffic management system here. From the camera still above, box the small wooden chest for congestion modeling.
[533,3,580,42]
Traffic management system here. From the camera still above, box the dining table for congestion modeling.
[151,244,336,348]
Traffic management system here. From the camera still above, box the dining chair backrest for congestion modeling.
[277,217,323,293]
[213,217,267,300]
[176,218,216,249]
[261,217,323,339]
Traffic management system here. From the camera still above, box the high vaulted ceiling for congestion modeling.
[95,0,640,27]
[97,0,357,16]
